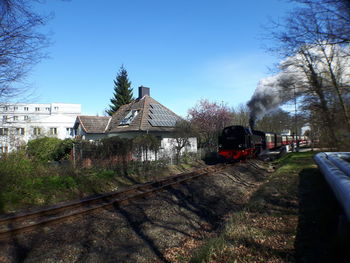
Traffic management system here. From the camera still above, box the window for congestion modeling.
[13,116,18,121]
[24,107,29,111]
[14,106,18,111]
[119,110,139,126]
[35,107,40,111]
[33,127,41,135]
[15,128,25,135]
[24,116,29,121]
[0,146,8,154]
[4,106,8,111]
[50,127,57,135]
[54,106,59,111]
[2,115,7,121]
[0,128,8,136]
[45,107,50,111]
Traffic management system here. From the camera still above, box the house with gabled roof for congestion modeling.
[107,86,180,136]
[73,86,197,158]
[74,116,111,140]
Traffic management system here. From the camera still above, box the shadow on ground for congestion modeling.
[0,166,257,263]
[294,167,348,263]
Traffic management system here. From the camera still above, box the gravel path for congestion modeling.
[0,163,267,263]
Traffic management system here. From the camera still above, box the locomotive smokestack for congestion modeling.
[249,116,255,130]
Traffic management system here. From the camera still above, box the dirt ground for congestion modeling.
[0,163,267,263]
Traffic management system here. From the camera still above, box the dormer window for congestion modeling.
[119,110,139,126]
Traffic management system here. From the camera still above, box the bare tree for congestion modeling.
[231,104,250,126]
[259,0,350,148]
[255,108,299,134]
[317,44,350,129]
[188,99,233,152]
[171,120,197,164]
[290,0,350,44]
[0,0,50,102]
[279,5,350,130]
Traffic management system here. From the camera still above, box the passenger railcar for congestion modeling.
[261,132,282,150]
[218,125,310,161]
[282,135,293,146]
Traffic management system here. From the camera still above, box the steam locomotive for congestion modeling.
[218,125,309,161]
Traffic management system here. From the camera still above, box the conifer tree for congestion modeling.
[106,65,133,116]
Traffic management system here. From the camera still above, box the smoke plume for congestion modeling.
[248,44,350,129]
[247,74,289,129]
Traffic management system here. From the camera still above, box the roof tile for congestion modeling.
[75,116,111,133]
[108,95,181,133]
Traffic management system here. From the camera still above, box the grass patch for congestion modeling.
[0,152,205,214]
[185,151,318,263]
[189,237,230,263]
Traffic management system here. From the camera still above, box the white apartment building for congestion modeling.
[0,103,81,153]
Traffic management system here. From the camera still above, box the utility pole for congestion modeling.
[294,85,299,152]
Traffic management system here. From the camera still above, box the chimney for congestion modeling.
[138,86,150,99]
[249,116,255,130]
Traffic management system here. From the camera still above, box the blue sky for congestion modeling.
[26,0,294,117]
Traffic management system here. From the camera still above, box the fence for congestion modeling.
[71,139,201,169]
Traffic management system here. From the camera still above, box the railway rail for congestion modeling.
[0,164,230,240]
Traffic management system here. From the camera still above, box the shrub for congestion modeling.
[53,138,74,161]
[100,136,133,158]
[27,137,74,162]
[75,137,133,160]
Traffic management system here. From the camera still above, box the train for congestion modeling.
[218,125,310,161]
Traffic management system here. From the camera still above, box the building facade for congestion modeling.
[0,103,81,153]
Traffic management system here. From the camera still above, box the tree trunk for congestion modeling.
[305,55,338,147]
[321,47,350,131]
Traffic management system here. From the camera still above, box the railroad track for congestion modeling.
[246,159,275,172]
[0,164,229,240]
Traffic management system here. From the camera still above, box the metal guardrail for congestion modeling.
[314,152,350,221]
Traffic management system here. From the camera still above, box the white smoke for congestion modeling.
[248,43,350,127]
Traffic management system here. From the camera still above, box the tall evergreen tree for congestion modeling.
[106,65,133,116]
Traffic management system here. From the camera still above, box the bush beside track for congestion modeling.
[0,151,205,214]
